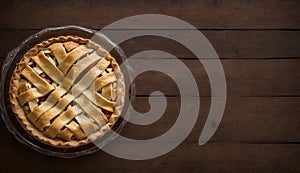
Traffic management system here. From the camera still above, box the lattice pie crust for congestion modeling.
[10,36,125,147]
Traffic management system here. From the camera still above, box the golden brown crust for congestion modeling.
[10,36,125,148]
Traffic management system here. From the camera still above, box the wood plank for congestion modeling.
[133,59,300,96]
[0,0,300,29]
[0,142,299,173]
[120,31,300,59]
[123,97,300,143]
[1,30,300,59]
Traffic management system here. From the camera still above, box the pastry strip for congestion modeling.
[65,121,86,140]
[28,99,38,111]
[27,87,67,122]
[18,81,28,93]
[72,52,102,77]
[48,43,67,64]
[45,105,78,138]
[58,45,93,74]
[32,52,64,84]
[95,72,117,91]
[17,88,44,106]
[83,90,116,112]
[75,114,99,136]
[17,81,41,108]
[56,128,73,141]
[21,65,54,94]
[35,94,74,131]
[102,84,113,100]
[75,94,108,126]
[63,41,79,52]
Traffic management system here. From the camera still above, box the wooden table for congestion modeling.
[0,1,299,172]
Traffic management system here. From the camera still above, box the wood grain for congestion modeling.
[120,31,300,59]
[123,97,300,143]
[133,59,300,96]
[0,142,299,173]
[0,0,299,172]
[1,30,300,59]
[0,0,299,29]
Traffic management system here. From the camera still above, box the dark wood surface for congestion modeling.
[0,0,299,172]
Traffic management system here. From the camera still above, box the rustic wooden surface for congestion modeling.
[0,0,299,172]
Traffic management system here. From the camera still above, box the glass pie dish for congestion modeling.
[0,25,135,158]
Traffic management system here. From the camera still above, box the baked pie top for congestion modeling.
[10,36,125,147]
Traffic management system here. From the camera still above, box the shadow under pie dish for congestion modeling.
[9,36,125,148]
